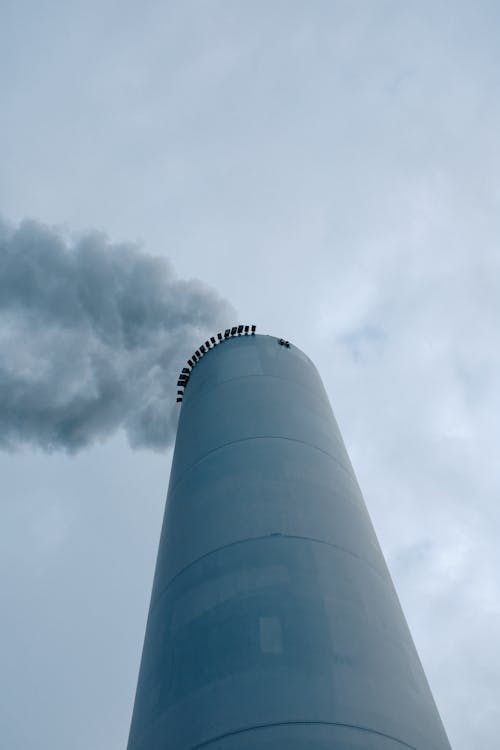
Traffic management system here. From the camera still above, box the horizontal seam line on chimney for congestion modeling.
[149,532,389,613]
[188,720,417,749]
[168,434,358,496]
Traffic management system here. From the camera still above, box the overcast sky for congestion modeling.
[1,2,499,748]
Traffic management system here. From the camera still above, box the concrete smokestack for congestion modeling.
[127,333,451,749]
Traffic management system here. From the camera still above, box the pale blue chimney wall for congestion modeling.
[127,334,451,750]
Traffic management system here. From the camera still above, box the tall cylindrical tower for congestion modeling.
[127,333,451,750]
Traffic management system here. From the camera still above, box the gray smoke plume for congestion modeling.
[0,218,234,451]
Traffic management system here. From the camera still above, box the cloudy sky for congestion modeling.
[1,2,499,748]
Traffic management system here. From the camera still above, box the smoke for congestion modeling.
[0,218,234,452]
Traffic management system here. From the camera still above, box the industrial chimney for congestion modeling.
[127,332,452,750]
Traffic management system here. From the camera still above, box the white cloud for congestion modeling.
[0,2,499,748]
